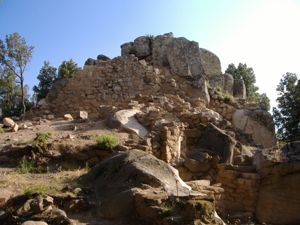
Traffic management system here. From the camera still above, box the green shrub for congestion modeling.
[160,201,174,214]
[96,134,118,149]
[216,90,233,103]
[34,132,51,151]
[17,156,36,174]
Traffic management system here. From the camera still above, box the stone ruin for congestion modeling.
[24,33,300,225]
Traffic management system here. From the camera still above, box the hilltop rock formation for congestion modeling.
[21,33,300,225]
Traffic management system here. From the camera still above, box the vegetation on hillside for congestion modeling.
[225,63,270,110]
[273,72,300,142]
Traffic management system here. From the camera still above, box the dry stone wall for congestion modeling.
[46,55,210,118]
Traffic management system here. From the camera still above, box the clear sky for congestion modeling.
[0,0,299,109]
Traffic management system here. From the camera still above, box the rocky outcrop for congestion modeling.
[232,109,276,148]
[197,123,236,163]
[166,37,203,78]
[80,150,191,219]
[152,32,174,66]
[255,147,300,225]
[233,78,246,98]
[80,149,226,224]
[199,48,222,79]
[108,109,148,138]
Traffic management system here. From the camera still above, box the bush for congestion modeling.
[17,156,36,173]
[96,134,118,149]
[216,90,233,103]
[34,132,51,151]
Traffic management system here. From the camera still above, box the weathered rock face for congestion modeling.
[192,76,210,103]
[254,148,300,225]
[152,32,174,66]
[233,78,246,98]
[197,123,236,163]
[199,48,222,79]
[80,150,191,219]
[223,73,234,95]
[232,109,276,148]
[166,37,203,78]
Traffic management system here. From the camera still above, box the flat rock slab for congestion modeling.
[109,109,148,138]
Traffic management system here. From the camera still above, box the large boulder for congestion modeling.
[3,117,15,128]
[121,37,151,59]
[223,73,234,95]
[256,159,300,224]
[192,76,210,103]
[166,37,203,78]
[152,32,174,66]
[197,123,236,163]
[280,141,300,162]
[80,150,191,219]
[120,42,134,56]
[232,109,276,148]
[108,109,148,138]
[132,36,151,58]
[233,78,246,98]
[199,48,222,79]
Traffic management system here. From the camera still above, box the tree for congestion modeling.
[273,72,300,141]
[225,63,270,110]
[225,63,259,100]
[33,61,57,102]
[258,93,270,111]
[0,33,34,114]
[0,66,29,118]
[57,59,80,79]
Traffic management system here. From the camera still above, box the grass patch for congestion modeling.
[96,134,118,149]
[0,126,4,133]
[23,184,58,197]
[216,90,233,103]
[17,156,36,174]
[34,132,51,151]
[160,201,175,214]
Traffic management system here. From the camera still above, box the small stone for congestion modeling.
[12,123,19,132]
[64,114,73,121]
[3,117,15,128]
[79,111,88,120]
[47,114,55,120]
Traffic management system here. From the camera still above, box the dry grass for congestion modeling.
[0,169,87,196]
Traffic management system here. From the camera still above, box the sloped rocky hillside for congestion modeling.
[1,33,299,225]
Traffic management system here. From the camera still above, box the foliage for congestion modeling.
[34,132,51,151]
[96,134,118,149]
[225,63,258,100]
[258,93,270,111]
[160,201,174,214]
[57,59,80,79]
[17,156,36,174]
[225,63,270,110]
[216,89,233,103]
[33,61,57,102]
[273,72,300,141]
[0,33,34,114]
[23,184,58,196]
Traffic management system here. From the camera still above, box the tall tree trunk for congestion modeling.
[20,77,26,115]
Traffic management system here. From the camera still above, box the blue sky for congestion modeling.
[0,0,299,108]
